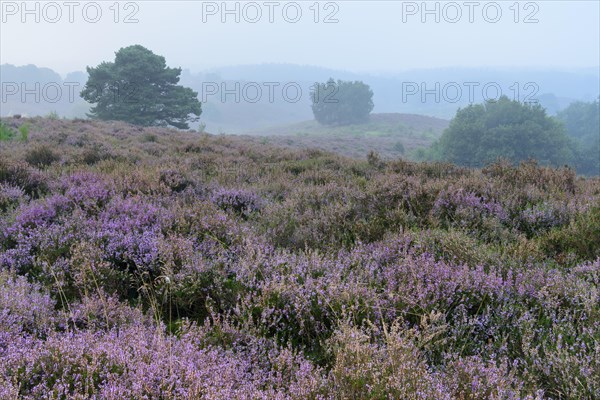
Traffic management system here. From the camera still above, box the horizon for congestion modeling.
[2,61,600,82]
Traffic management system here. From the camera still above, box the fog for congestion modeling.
[1,1,598,74]
[1,1,599,134]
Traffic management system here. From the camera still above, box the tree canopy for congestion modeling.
[434,96,574,167]
[311,78,374,125]
[557,99,599,140]
[556,99,600,175]
[81,45,201,129]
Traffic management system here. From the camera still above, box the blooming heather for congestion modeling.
[0,117,599,398]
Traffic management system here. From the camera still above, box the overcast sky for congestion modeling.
[1,1,599,76]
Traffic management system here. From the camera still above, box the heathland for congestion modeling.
[1,117,599,398]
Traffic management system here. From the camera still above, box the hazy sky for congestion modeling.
[1,0,599,76]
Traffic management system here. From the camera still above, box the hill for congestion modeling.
[248,113,450,159]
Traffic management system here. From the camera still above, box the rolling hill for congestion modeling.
[247,113,450,159]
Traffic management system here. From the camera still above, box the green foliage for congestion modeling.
[311,78,374,126]
[540,206,600,263]
[556,99,599,140]
[435,96,574,168]
[81,45,202,129]
[0,121,28,142]
[46,111,60,120]
[418,229,498,268]
[556,99,600,175]
[411,147,430,161]
[18,124,29,141]
[0,121,16,141]
[367,150,384,169]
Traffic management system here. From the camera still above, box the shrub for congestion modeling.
[367,150,384,169]
[0,183,25,212]
[0,121,16,141]
[25,145,60,168]
[442,355,543,400]
[540,206,600,263]
[18,123,30,141]
[393,141,405,154]
[0,159,48,197]
[159,169,190,192]
[516,201,572,237]
[80,145,114,165]
[436,97,574,168]
[211,187,263,217]
[417,229,497,268]
[46,111,60,120]
[0,269,56,336]
[328,323,450,399]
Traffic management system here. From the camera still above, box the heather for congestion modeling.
[1,116,599,399]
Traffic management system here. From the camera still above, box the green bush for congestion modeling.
[0,121,16,141]
[46,111,60,120]
[540,206,600,263]
[435,96,574,168]
[18,124,30,141]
